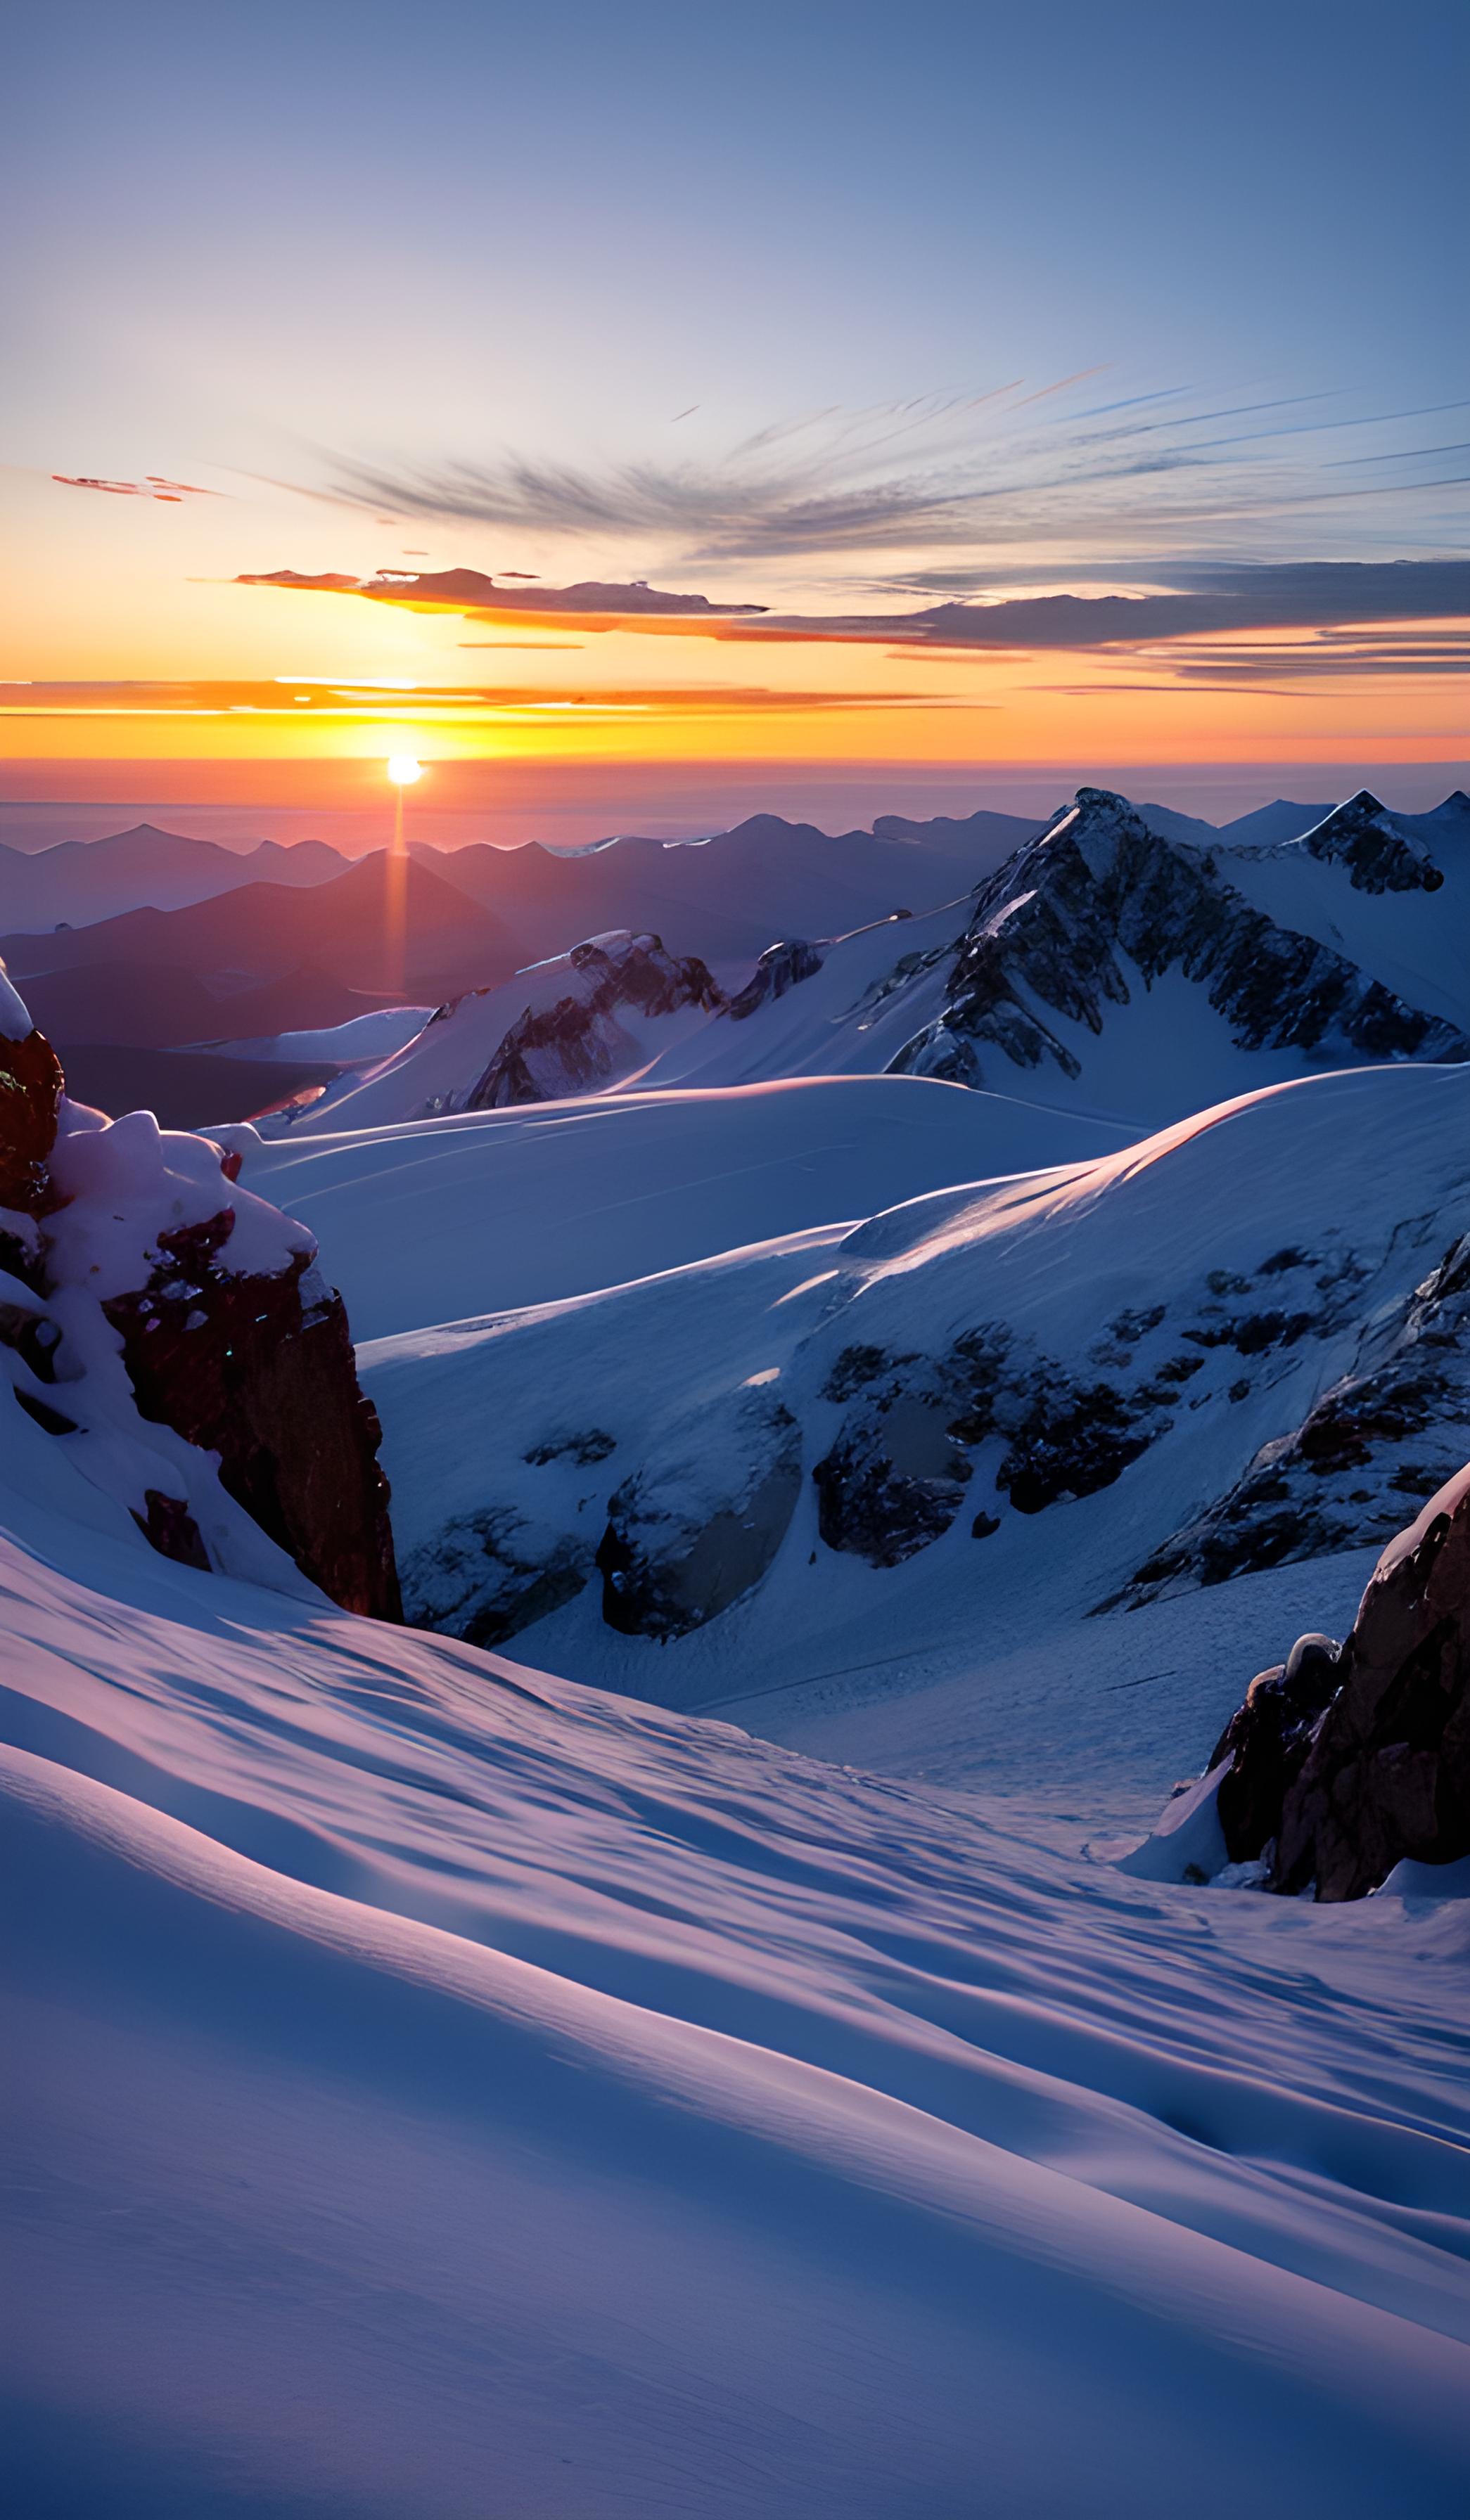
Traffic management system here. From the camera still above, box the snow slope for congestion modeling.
[630,899,973,1091]
[1217,816,1470,1034]
[357,1064,1470,1700]
[203,1004,434,1065]
[4,1458,1470,2516]
[279,932,726,1133]
[236,1073,1134,1339]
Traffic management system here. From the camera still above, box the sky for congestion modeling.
[2,0,1466,836]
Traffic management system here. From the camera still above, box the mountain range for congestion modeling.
[267,786,1469,1143]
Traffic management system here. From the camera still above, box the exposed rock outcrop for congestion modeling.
[467,932,725,1107]
[1116,1231,1470,1603]
[724,938,824,1021]
[1196,1467,1470,1899]
[0,972,398,1614]
[888,788,1468,1091]
[104,1219,400,1617]
[400,1505,593,1648]
[598,1386,802,1638]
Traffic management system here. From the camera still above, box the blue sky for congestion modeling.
[2,0,1465,803]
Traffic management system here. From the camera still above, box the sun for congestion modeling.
[386,754,423,785]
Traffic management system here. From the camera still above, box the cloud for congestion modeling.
[238,568,769,619]
[0,676,959,722]
[52,474,222,503]
[309,386,1470,569]
[236,556,1470,671]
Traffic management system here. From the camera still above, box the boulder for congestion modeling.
[1170,1465,1470,1899]
[1274,1468,1470,1898]
[1210,1634,1342,1863]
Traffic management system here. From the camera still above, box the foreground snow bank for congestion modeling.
[3,1479,1469,2514]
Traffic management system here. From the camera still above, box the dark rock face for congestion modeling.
[1197,1469,1470,1899]
[813,1334,1009,1567]
[889,788,1468,1091]
[105,1216,400,1619]
[466,933,726,1107]
[0,1023,64,1223]
[1118,1233,1470,1602]
[598,1388,802,1638]
[133,1488,212,1571]
[725,938,824,1021]
[1211,1634,1343,1863]
[1298,789,1445,894]
[814,1384,975,1567]
[400,1505,592,1648]
[997,1372,1159,1516]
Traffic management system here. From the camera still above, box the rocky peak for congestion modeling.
[466,930,725,1107]
[1295,790,1444,894]
[888,785,1468,1093]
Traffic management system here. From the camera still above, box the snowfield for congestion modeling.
[235,1071,1132,1337]
[4,1476,1470,2516]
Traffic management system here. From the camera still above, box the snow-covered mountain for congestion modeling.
[887,788,1469,1125]
[352,1064,1470,1706]
[281,930,729,1131]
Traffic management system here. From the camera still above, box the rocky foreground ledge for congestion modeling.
[1138,1464,1469,1901]
[0,970,398,1614]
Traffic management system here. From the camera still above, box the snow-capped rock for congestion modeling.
[0,971,398,1612]
[724,935,825,1021]
[1295,788,1445,894]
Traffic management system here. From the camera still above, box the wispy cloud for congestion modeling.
[51,473,222,503]
[309,383,1470,570]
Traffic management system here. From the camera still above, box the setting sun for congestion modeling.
[386,753,423,785]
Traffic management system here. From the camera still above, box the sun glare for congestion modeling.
[386,754,423,785]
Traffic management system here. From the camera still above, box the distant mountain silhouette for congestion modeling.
[0,823,347,932]
[411,807,1046,965]
[2,854,524,1047]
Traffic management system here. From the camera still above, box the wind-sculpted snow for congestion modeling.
[234,1073,1132,1340]
[360,1065,1470,1703]
[3,1470,1470,2513]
